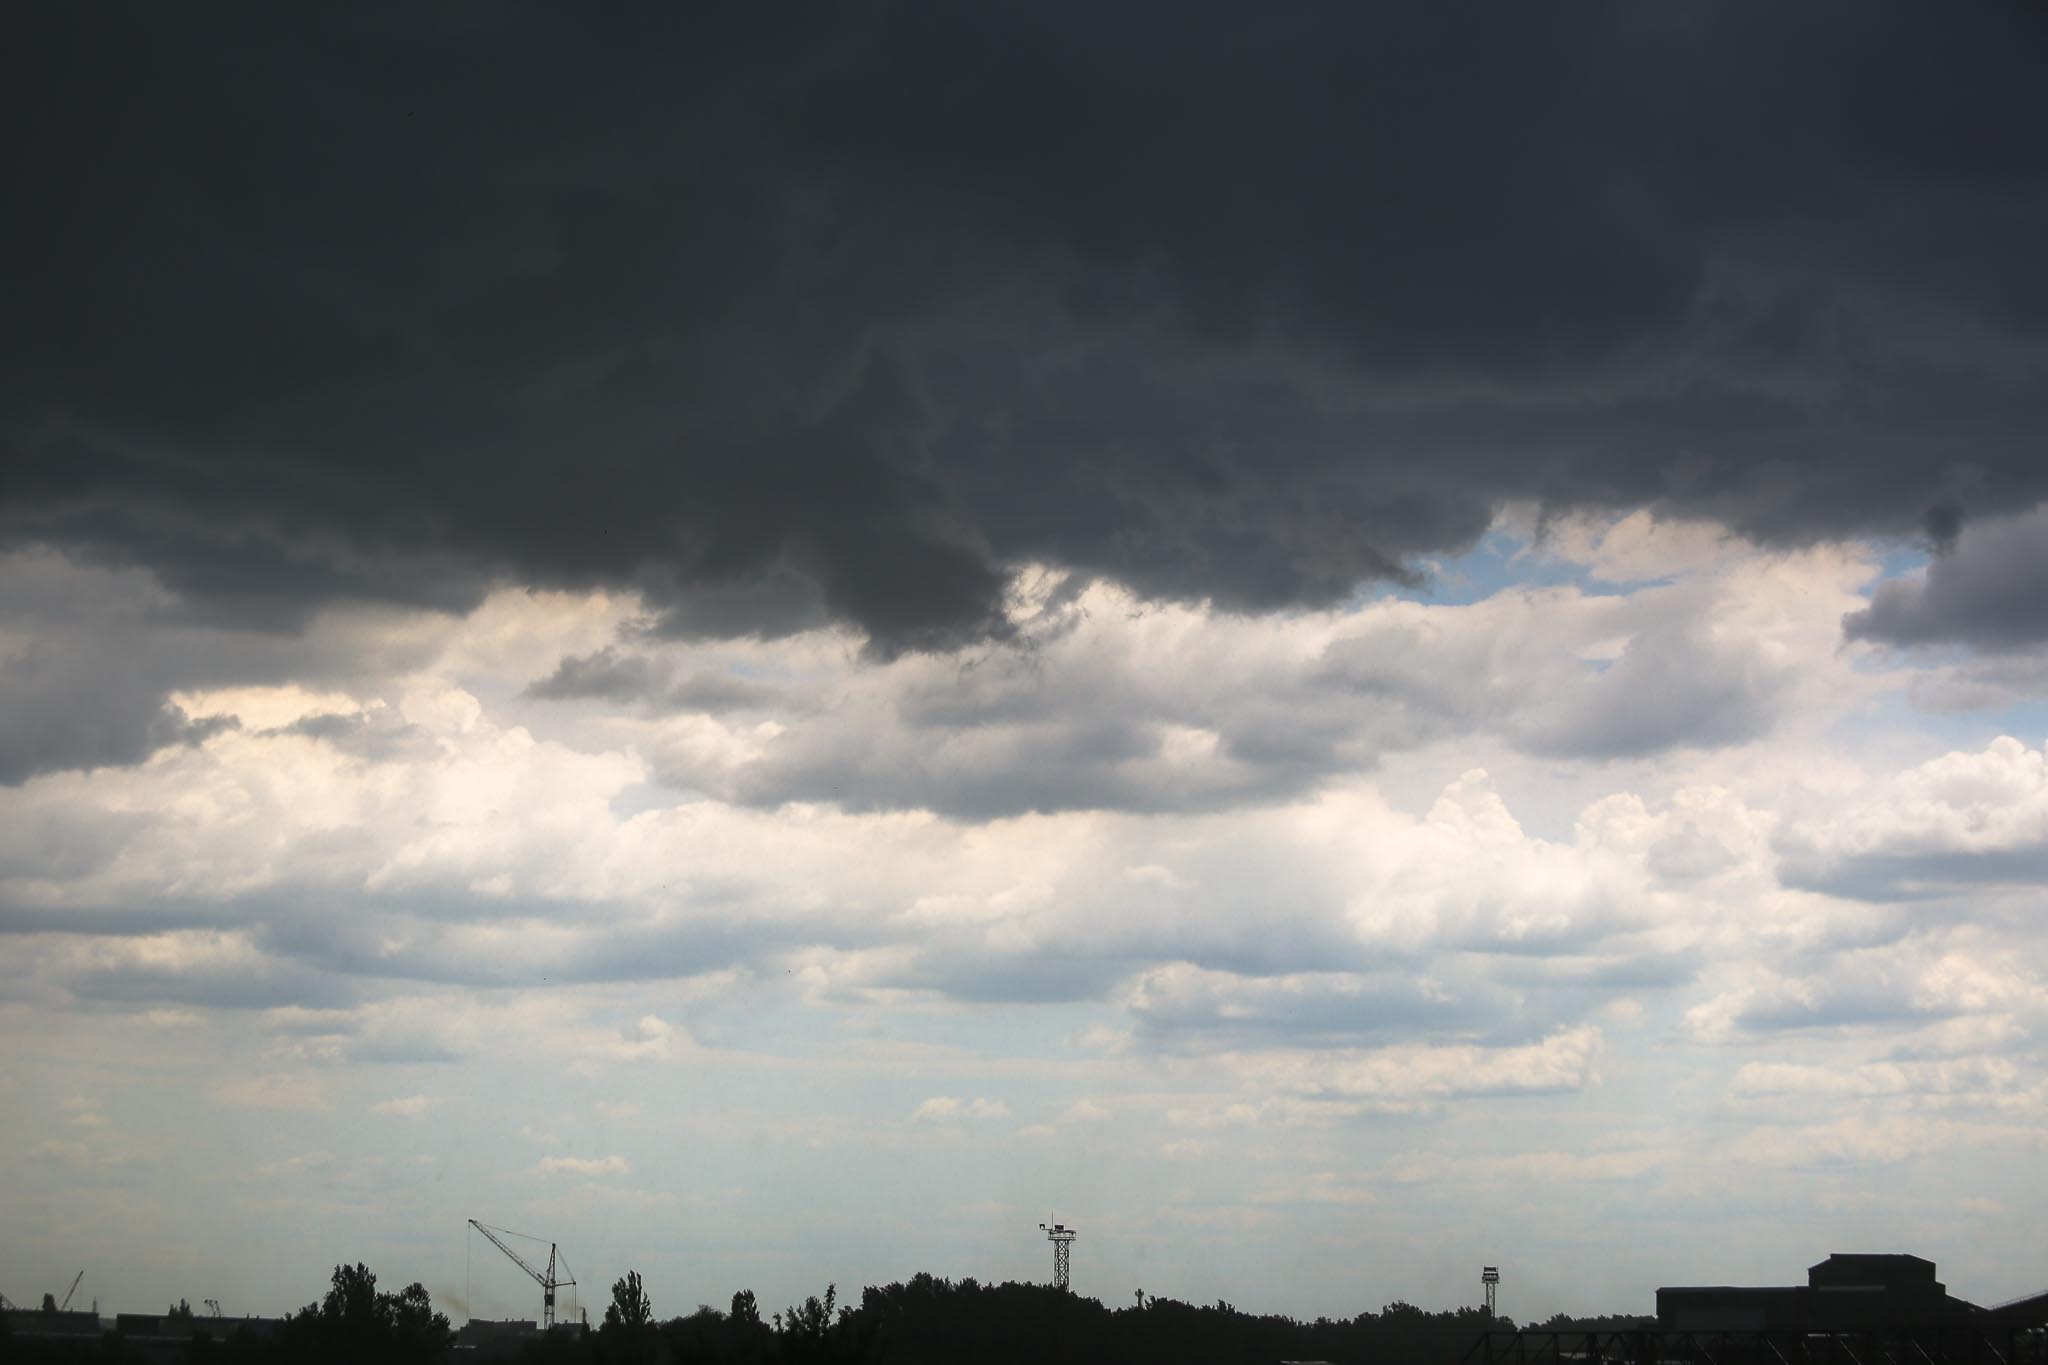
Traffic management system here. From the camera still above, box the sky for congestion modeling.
[5,0,2048,1328]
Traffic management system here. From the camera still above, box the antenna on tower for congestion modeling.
[1039,1222,1077,1292]
[1481,1266,1500,1319]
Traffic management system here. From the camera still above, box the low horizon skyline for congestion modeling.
[11,1240,2031,1330]
[0,1244,1894,1328]
[6,1205,2034,1328]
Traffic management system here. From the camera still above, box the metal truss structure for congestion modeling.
[469,1219,576,1329]
[1039,1223,1077,1292]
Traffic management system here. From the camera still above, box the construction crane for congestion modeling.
[468,1220,575,1329]
[60,1272,85,1313]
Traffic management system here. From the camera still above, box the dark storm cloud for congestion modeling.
[1844,505,2048,650]
[0,655,222,785]
[7,1,2048,664]
[0,550,442,783]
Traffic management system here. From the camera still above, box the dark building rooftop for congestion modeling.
[0,1309,105,1337]
[1808,1254,1939,1288]
[1657,1255,2025,1333]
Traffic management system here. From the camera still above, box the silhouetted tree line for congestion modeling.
[1,1263,452,1365]
[1,1260,1649,1365]
[497,1271,1640,1365]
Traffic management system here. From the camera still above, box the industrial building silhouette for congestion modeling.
[6,1250,2044,1364]
[1658,1254,2048,1333]
[1465,1253,2046,1365]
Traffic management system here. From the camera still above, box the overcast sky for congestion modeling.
[6,1,2048,1326]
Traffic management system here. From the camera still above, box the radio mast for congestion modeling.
[1039,1222,1077,1292]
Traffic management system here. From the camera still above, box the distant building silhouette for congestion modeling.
[2,1306,284,1364]
[1657,1254,2038,1332]
[1,1307,103,1339]
[457,1317,544,1358]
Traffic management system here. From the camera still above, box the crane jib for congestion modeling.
[467,1220,577,1330]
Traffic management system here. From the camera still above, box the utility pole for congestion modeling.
[1039,1222,1077,1292]
[1482,1266,1500,1319]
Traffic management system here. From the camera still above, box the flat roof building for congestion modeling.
[1659,1254,1983,1333]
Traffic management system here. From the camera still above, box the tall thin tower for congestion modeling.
[1040,1223,1077,1291]
[1482,1266,1500,1318]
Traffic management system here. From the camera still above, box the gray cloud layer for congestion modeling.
[7,1,2048,676]
[1845,505,2048,651]
[540,550,1861,819]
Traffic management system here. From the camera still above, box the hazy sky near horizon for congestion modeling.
[7,1,2048,1325]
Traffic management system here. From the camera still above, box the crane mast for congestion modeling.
[467,1220,575,1328]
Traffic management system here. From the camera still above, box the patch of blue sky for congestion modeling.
[1908,700,2048,749]
[1354,525,1602,610]
[1370,528,1932,614]
[1873,543,1930,582]
[1831,676,2048,757]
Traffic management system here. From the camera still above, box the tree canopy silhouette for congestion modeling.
[606,1272,653,1334]
[278,1262,453,1365]
[0,1255,1647,1365]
